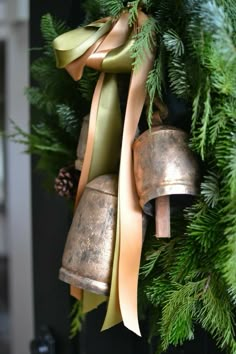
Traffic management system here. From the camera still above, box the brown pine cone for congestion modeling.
[54,166,80,199]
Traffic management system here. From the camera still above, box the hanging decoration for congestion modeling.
[15,0,236,352]
[59,174,118,296]
[133,125,200,238]
[53,8,155,335]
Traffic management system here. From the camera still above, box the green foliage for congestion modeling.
[163,30,184,57]
[130,16,157,70]
[56,104,81,139]
[13,14,94,184]
[78,67,99,102]
[136,4,236,352]
[20,1,236,353]
[200,171,220,208]
[69,301,84,339]
[100,0,124,18]
[127,0,141,25]
[146,53,164,127]
[40,13,69,54]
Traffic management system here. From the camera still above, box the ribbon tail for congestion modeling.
[102,197,122,331]
[83,291,107,313]
[73,73,123,314]
[75,72,122,206]
[74,73,105,207]
[118,58,155,336]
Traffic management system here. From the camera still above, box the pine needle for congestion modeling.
[130,16,157,71]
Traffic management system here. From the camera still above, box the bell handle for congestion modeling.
[155,196,170,238]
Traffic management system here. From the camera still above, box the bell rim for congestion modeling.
[139,183,199,209]
[59,267,109,296]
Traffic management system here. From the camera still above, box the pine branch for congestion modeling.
[41,13,70,54]
[78,67,99,102]
[56,104,81,139]
[69,301,84,339]
[198,275,236,353]
[99,0,124,18]
[160,276,205,350]
[201,171,220,208]
[140,243,167,278]
[131,16,157,71]
[25,87,57,115]
[146,52,164,127]
[191,79,211,160]
[185,201,223,254]
[82,0,106,22]
[163,30,184,57]
[168,57,189,98]
[128,0,141,26]
[199,1,235,62]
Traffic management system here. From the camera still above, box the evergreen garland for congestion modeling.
[11,14,98,185]
[21,1,236,352]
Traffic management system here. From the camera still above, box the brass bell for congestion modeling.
[133,126,200,238]
[59,174,118,295]
[75,114,89,171]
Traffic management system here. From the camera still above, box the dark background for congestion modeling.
[30,1,223,353]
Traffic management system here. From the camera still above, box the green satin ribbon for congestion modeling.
[101,38,133,73]
[88,73,122,180]
[54,19,113,68]
[53,16,129,318]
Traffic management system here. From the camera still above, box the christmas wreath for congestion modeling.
[15,1,236,352]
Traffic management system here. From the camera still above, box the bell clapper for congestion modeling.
[155,196,170,238]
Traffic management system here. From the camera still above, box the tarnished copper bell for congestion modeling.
[133,125,200,238]
[59,174,118,295]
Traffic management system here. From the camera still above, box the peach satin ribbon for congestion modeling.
[53,10,154,336]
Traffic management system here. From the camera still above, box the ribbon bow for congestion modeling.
[53,9,154,336]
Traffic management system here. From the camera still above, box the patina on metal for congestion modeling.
[59,174,118,295]
[75,114,89,171]
[133,125,200,238]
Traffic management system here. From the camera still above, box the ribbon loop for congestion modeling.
[53,19,112,68]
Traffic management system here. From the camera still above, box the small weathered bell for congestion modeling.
[75,114,89,171]
[59,174,118,295]
[133,126,200,238]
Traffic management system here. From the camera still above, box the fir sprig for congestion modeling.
[130,16,157,70]
[69,301,84,339]
[160,277,205,349]
[200,171,220,208]
[146,52,164,127]
[40,14,69,54]
[128,0,141,26]
[99,0,124,18]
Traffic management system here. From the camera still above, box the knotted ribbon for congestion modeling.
[53,9,154,336]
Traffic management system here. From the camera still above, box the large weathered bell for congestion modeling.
[59,174,118,295]
[133,125,200,238]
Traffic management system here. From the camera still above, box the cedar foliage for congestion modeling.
[22,1,236,352]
